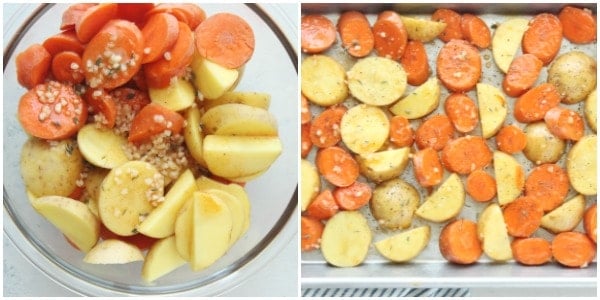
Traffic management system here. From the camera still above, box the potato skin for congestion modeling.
[523,122,565,165]
[20,137,83,197]
[548,51,597,104]
[370,179,420,230]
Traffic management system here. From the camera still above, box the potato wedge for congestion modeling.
[195,176,251,231]
[183,106,206,167]
[192,55,239,100]
[320,211,372,267]
[567,135,597,195]
[370,179,420,230]
[493,151,525,206]
[492,18,530,73]
[374,226,430,262]
[399,16,447,43]
[20,137,83,198]
[415,173,465,222]
[356,147,410,183]
[477,203,513,262]
[205,188,247,245]
[190,191,233,271]
[200,103,278,136]
[301,159,321,212]
[584,89,597,132]
[203,135,282,178]
[77,124,129,169]
[523,122,566,165]
[477,83,507,139]
[203,91,271,111]
[347,56,407,106]
[83,239,144,264]
[149,77,195,111]
[389,77,440,119]
[142,236,186,282]
[174,199,193,261]
[82,167,109,218]
[340,104,390,155]
[301,55,348,106]
[548,51,597,104]
[31,195,100,253]
[540,194,586,234]
[138,170,197,238]
[98,161,163,236]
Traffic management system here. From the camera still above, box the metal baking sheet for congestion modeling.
[301,3,597,291]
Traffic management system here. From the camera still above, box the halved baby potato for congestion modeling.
[347,56,407,106]
[77,124,129,169]
[301,55,348,106]
[375,226,430,262]
[356,147,410,183]
[192,55,240,100]
[399,16,447,43]
[584,90,597,132]
[478,203,513,262]
[541,194,586,234]
[567,135,597,195]
[174,199,193,261]
[142,236,187,282]
[494,151,525,206]
[202,91,271,111]
[415,173,464,222]
[477,83,507,139]
[492,18,530,73]
[149,77,195,111]
[183,106,206,167]
[389,77,440,119]
[340,104,390,155]
[98,161,163,236]
[523,122,566,165]
[204,188,248,245]
[320,211,372,267]
[301,159,321,212]
[370,179,420,230]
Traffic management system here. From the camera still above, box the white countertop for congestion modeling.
[3,3,299,297]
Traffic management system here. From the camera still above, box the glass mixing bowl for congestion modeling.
[3,3,298,296]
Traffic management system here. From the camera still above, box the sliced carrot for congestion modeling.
[444,93,478,133]
[130,71,148,92]
[400,40,430,86]
[100,224,157,251]
[81,19,144,90]
[128,103,185,143]
[337,11,374,58]
[60,3,96,31]
[84,88,117,128]
[16,44,51,89]
[333,181,372,211]
[415,114,455,151]
[558,6,597,44]
[413,147,444,187]
[525,163,569,212]
[389,115,414,148]
[439,219,482,265]
[495,125,527,154]
[305,189,339,220]
[42,31,85,56]
[436,39,481,92]
[309,105,346,148]
[75,3,119,43]
[466,169,496,202]
[441,136,492,175]
[110,87,151,112]
[146,4,206,30]
[460,14,491,49]
[552,231,596,268]
[511,238,552,266]
[68,185,85,201]
[18,81,87,140]
[301,216,324,251]
[140,13,180,64]
[544,107,585,141]
[51,51,85,84]
[116,3,155,26]
[301,14,337,54]
[503,196,543,238]
[431,8,463,42]
[316,146,359,187]
[301,94,311,125]
[372,11,408,60]
[195,12,255,69]
[301,123,313,158]
[144,22,194,88]
[514,83,561,123]
[583,204,597,243]
[522,13,563,65]
[502,54,543,97]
